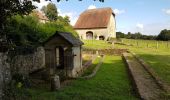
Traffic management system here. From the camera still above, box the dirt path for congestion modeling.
[123,53,165,100]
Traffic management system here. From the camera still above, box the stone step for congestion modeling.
[123,53,165,100]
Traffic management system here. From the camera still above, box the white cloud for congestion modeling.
[58,9,78,26]
[136,23,144,29]
[33,0,50,10]
[88,5,96,9]
[162,9,170,15]
[113,9,125,15]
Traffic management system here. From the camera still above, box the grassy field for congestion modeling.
[82,56,101,76]
[83,39,170,84]
[82,40,113,49]
[29,56,138,100]
[115,39,170,84]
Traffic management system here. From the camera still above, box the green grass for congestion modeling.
[28,56,138,100]
[82,40,113,49]
[83,39,170,85]
[82,56,101,76]
[115,39,170,84]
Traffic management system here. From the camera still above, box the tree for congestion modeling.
[157,29,170,41]
[116,32,126,38]
[0,0,40,49]
[41,3,58,21]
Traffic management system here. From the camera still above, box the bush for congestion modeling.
[5,15,78,47]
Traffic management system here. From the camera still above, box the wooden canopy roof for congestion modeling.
[44,31,84,46]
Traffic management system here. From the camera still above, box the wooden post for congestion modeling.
[147,43,149,48]
[167,42,169,48]
[156,41,158,49]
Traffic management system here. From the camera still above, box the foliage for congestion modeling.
[3,73,31,100]
[41,3,58,21]
[116,31,157,40]
[157,29,170,41]
[0,0,39,41]
[5,15,78,47]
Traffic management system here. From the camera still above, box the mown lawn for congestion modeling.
[82,56,101,76]
[82,40,113,49]
[83,39,170,85]
[29,56,138,100]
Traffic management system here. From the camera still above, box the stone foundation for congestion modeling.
[0,52,11,99]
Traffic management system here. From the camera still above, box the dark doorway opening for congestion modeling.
[86,31,93,40]
[99,36,105,40]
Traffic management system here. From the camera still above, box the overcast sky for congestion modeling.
[33,0,170,35]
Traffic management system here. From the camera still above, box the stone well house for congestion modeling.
[74,7,116,40]
[44,31,84,78]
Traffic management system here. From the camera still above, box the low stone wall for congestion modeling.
[83,49,128,55]
[0,52,11,100]
[10,46,45,75]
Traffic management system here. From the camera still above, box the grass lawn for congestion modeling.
[115,39,170,84]
[29,56,138,100]
[82,40,113,49]
[82,56,101,76]
[83,39,170,85]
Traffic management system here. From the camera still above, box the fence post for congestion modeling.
[167,42,169,48]
[156,41,158,49]
[147,43,149,48]
[137,41,139,47]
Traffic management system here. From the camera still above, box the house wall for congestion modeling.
[75,14,116,40]
[107,14,116,38]
[67,46,82,77]
[76,28,108,40]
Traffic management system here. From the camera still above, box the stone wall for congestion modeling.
[0,52,11,100]
[0,46,45,99]
[11,46,45,75]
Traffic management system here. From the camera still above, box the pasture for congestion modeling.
[83,39,170,85]
[115,39,170,84]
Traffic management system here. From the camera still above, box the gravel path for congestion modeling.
[123,53,165,100]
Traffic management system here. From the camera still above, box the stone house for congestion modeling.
[44,31,84,78]
[74,7,116,40]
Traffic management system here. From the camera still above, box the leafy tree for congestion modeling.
[116,32,126,38]
[57,16,70,25]
[157,29,170,41]
[41,3,58,21]
[0,0,39,34]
